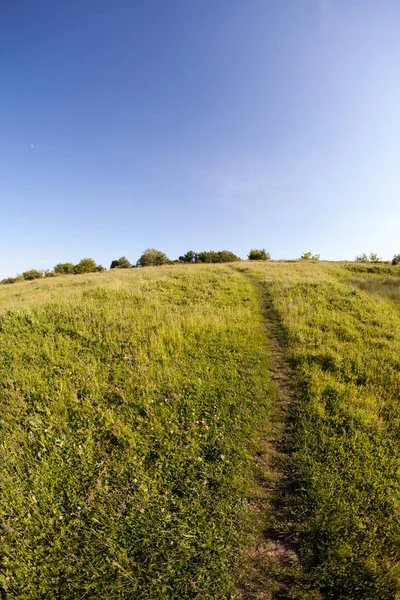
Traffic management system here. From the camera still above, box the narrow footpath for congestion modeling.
[235,273,319,600]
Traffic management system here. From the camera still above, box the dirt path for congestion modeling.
[235,273,304,600]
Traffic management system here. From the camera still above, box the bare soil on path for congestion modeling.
[235,273,320,600]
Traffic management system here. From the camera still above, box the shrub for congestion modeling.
[74,258,98,274]
[110,256,132,269]
[392,254,400,265]
[300,251,320,261]
[248,249,271,261]
[54,262,75,274]
[22,269,43,280]
[356,253,381,263]
[369,253,381,263]
[1,277,17,284]
[137,249,169,267]
[93,265,106,272]
[178,251,196,263]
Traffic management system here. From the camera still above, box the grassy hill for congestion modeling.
[1,262,400,598]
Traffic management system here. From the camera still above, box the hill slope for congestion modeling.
[1,262,400,598]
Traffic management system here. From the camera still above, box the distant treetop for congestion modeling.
[355,253,381,263]
[300,251,320,261]
[137,248,170,267]
[179,250,240,264]
[110,256,132,269]
[248,249,271,261]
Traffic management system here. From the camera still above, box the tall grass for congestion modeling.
[234,262,400,599]
[0,265,272,599]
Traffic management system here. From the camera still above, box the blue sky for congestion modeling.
[1,0,400,276]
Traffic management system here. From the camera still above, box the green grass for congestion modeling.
[234,261,400,599]
[0,265,273,599]
[3,261,400,599]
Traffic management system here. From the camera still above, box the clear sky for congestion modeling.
[1,0,400,276]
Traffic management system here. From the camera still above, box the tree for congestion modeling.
[392,254,400,265]
[248,249,271,261]
[179,250,196,263]
[137,248,169,267]
[22,269,43,280]
[300,251,320,261]
[110,256,132,269]
[74,258,98,274]
[369,253,380,263]
[355,253,381,263]
[194,250,240,263]
[54,262,75,274]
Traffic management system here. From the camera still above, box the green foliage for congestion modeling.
[248,248,271,261]
[1,277,18,284]
[74,258,99,274]
[92,264,106,272]
[300,251,320,261]
[22,269,43,280]
[392,254,400,265]
[137,248,169,267]
[0,266,271,598]
[356,253,381,263]
[346,263,394,275]
[178,250,196,263]
[178,250,239,264]
[110,256,132,269]
[54,262,75,274]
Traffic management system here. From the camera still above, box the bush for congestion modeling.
[54,263,75,274]
[137,249,169,267]
[392,254,400,265]
[110,256,132,269]
[93,265,106,272]
[22,270,43,280]
[356,253,381,263]
[1,277,17,285]
[300,251,320,261]
[179,250,240,264]
[74,258,98,274]
[178,250,196,263]
[248,249,271,261]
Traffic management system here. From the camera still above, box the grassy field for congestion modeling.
[234,261,400,599]
[0,266,273,599]
[2,261,400,599]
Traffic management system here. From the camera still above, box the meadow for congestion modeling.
[0,266,273,599]
[1,261,400,599]
[233,261,400,599]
